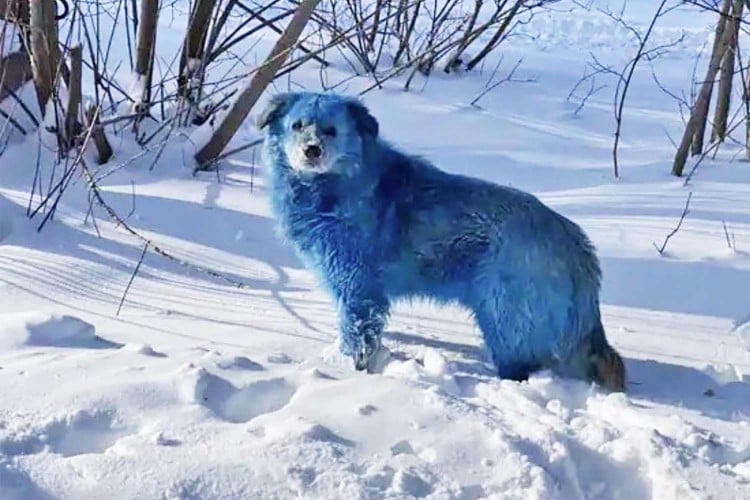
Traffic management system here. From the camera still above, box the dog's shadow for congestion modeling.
[383,330,495,375]
[383,331,750,422]
[626,358,750,422]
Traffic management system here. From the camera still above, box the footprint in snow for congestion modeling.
[358,404,377,416]
[266,353,293,364]
[151,432,181,447]
[390,440,415,456]
[177,367,297,423]
[392,468,434,498]
[215,355,263,371]
[0,410,130,457]
[300,423,355,447]
[120,343,166,357]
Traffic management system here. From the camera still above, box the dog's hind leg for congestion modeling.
[562,320,626,392]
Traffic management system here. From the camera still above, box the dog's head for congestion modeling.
[257,92,379,176]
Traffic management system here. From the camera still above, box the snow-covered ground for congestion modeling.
[1,1,750,498]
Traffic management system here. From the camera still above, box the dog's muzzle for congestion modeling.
[287,139,328,172]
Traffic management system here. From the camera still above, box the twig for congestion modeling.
[1,82,41,128]
[569,74,608,116]
[117,242,148,316]
[470,57,534,107]
[78,156,247,288]
[653,192,693,255]
[602,0,675,178]
[250,143,256,193]
[0,107,27,134]
[722,220,737,250]
[195,138,263,172]
[126,180,136,219]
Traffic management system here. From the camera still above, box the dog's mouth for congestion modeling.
[302,157,325,168]
[295,159,328,173]
[290,144,330,172]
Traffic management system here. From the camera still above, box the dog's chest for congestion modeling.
[280,182,377,250]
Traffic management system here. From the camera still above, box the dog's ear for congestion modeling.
[257,93,299,130]
[347,100,379,137]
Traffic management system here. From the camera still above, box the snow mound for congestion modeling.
[0,312,101,350]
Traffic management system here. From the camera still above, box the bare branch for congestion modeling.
[653,192,693,255]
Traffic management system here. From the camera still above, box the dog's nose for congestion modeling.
[304,144,322,160]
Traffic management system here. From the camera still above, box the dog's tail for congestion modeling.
[586,320,626,392]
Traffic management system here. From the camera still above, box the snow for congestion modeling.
[1,1,750,499]
[0,312,100,351]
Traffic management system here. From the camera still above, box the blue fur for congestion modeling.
[259,91,615,383]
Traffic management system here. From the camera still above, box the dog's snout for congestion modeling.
[304,144,322,160]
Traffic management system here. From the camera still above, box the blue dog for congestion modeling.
[258,92,625,391]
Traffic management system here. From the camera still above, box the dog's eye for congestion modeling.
[322,126,337,137]
[292,120,303,131]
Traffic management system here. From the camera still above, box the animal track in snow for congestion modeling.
[215,355,263,371]
[0,313,119,351]
[0,410,130,457]
[358,404,377,416]
[0,459,52,500]
[390,440,415,456]
[300,423,355,447]
[178,366,296,423]
[392,468,434,498]
[120,343,166,357]
[266,353,293,364]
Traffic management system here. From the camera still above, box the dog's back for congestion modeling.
[368,148,600,299]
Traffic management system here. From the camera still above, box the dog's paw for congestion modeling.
[365,345,391,373]
[352,333,382,372]
[353,344,391,373]
[353,344,375,371]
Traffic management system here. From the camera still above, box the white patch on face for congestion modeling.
[286,142,331,173]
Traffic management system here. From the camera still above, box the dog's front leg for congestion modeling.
[336,293,389,372]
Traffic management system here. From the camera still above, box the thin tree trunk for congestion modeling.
[195,0,321,168]
[393,0,421,65]
[0,0,22,19]
[745,52,750,160]
[466,0,522,71]
[177,0,216,101]
[673,0,733,176]
[28,0,59,115]
[691,0,731,155]
[133,0,159,112]
[443,0,483,73]
[366,0,383,51]
[1,0,30,51]
[64,44,82,149]
[0,50,32,101]
[711,0,742,144]
[84,104,113,164]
